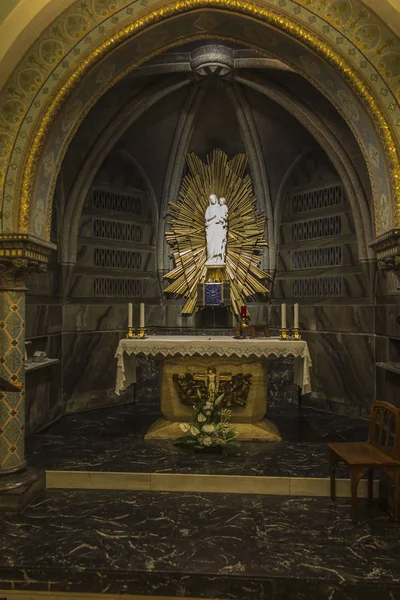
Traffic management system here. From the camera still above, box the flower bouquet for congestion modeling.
[175,388,241,454]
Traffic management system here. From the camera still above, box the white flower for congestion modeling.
[179,423,190,432]
[205,411,211,416]
[202,424,215,433]
[197,413,206,422]
[203,436,213,446]
[190,425,200,436]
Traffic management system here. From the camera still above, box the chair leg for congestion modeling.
[393,472,400,521]
[368,469,373,502]
[350,469,361,522]
[329,451,337,501]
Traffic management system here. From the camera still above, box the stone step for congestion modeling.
[46,469,378,498]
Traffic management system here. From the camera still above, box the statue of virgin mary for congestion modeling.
[205,194,227,265]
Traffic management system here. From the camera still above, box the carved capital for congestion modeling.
[377,256,400,272]
[0,234,55,290]
[0,257,47,289]
[370,229,400,273]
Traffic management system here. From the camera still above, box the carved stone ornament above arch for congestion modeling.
[0,0,399,257]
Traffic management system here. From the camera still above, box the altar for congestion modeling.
[115,335,312,441]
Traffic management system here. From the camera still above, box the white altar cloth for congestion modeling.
[115,336,312,396]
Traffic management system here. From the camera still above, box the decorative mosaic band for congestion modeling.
[0,290,26,473]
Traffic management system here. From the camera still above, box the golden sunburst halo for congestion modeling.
[164,149,270,316]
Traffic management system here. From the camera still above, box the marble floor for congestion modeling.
[1,405,398,599]
[26,404,369,478]
[0,489,399,599]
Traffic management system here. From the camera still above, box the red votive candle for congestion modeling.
[241,305,247,318]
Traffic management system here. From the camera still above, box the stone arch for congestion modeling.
[157,85,206,278]
[0,0,398,248]
[235,74,373,262]
[59,77,191,265]
[225,83,274,273]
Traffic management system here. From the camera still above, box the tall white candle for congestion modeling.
[281,303,286,330]
[294,303,299,329]
[128,303,133,328]
[140,302,145,328]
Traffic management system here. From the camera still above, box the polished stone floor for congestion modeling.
[0,489,399,599]
[26,404,369,477]
[2,405,398,599]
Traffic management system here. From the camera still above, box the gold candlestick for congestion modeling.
[292,328,302,340]
[136,327,147,339]
[280,327,289,340]
[126,327,136,338]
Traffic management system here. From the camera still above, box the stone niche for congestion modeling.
[24,40,382,432]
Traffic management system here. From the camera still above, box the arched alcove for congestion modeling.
[275,149,373,414]
[18,36,384,429]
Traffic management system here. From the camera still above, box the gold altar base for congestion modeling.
[144,417,281,442]
[151,356,280,442]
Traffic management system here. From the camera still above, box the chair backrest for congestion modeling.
[368,401,400,460]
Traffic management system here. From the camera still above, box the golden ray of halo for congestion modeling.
[164,150,270,316]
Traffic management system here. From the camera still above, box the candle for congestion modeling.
[128,303,133,328]
[294,303,299,329]
[281,303,286,329]
[241,305,247,318]
[140,302,145,328]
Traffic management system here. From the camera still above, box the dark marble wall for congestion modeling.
[25,258,63,434]
[25,295,134,433]
[375,270,400,409]
[25,285,400,432]
[263,301,377,418]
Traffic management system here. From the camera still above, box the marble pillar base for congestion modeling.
[144,417,281,442]
[0,467,45,512]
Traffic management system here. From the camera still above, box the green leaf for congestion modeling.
[214,393,224,406]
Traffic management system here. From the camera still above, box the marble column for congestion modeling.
[0,257,46,510]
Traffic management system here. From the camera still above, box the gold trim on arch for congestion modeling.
[20,0,400,232]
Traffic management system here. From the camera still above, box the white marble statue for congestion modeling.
[205,194,228,265]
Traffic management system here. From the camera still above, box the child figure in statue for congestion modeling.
[219,197,228,263]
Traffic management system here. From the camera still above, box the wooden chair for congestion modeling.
[327,401,400,522]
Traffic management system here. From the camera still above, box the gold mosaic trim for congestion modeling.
[19,0,400,232]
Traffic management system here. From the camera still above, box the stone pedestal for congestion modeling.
[0,467,45,511]
[144,356,281,441]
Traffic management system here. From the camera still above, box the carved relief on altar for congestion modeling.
[162,357,266,425]
[172,368,252,409]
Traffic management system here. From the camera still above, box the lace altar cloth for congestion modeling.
[115,336,312,396]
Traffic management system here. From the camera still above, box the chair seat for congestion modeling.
[328,402,400,521]
[327,441,400,467]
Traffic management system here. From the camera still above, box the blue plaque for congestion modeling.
[204,283,222,306]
